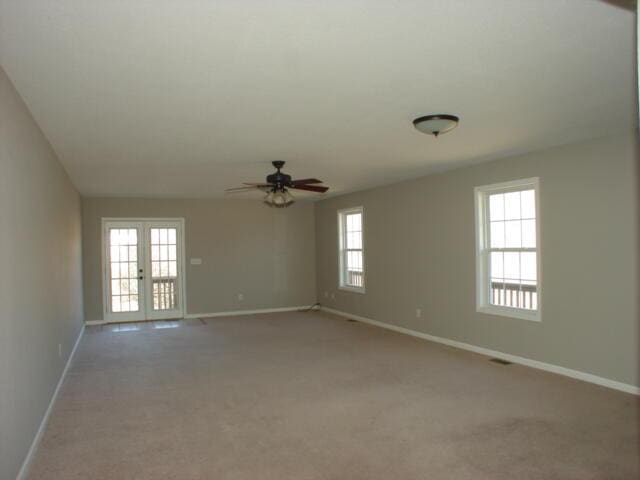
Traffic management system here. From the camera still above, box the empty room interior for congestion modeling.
[1,1,639,479]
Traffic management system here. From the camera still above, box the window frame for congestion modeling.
[337,206,365,294]
[474,178,542,322]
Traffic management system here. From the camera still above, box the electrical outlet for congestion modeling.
[324,291,329,298]
[237,293,244,301]
[331,292,336,300]
[58,344,62,358]
[416,308,422,318]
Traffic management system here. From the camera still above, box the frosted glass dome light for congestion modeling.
[413,114,459,137]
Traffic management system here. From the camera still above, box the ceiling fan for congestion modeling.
[226,161,329,207]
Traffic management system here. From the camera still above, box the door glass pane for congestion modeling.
[150,227,178,311]
[108,228,140,313]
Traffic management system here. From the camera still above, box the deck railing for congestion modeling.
[152,278,176,310]
[346,270,364,288]
[491,281,537,310]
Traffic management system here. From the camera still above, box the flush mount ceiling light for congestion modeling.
[412,114,459,137]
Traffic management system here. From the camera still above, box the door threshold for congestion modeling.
[86,317,185,326]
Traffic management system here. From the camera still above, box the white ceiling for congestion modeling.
[0,1,636,199]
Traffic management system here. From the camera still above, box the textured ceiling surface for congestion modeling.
[0,1,636,198]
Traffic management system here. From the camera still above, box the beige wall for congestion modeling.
[315,132,639,387]
[82,198,316,321]
[0,66,84,479]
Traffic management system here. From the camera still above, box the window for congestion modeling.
[475,178,540,321]
[338,207,365,292]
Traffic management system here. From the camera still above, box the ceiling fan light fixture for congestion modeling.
[230,161,325,206]
[272,190,287,206]
[413,114,459,137]
[284,189,294,204]
[263,189,294,208]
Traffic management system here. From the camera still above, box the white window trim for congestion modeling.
[337,206,365,294]
[474,178,542,322]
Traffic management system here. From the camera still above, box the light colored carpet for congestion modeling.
[28,311,639,479]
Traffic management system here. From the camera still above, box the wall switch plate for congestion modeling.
[237,293,244,301]
[58,344,62,358]
[416,308,422,318]
[324,291,329,298]
[331,292,336,300]
[190,258,202,265]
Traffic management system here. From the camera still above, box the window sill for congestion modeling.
[477,305,540,322]
[339,285,365,294]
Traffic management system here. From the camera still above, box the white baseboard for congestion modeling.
[86,306,315,326]
[185,306,309,319]
[321,307,640,396]
[16,324,85,480]
[85,320,107,326]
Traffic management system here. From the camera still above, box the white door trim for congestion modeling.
[101,217,187,322]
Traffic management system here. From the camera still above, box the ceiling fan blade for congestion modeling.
[225,186,261,192]
[289,178,323,185]
[243,182,274,187]
[290,184,329,193]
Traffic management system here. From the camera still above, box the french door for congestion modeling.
[103,219,185,322]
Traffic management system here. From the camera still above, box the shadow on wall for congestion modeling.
[599,0,636,11]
